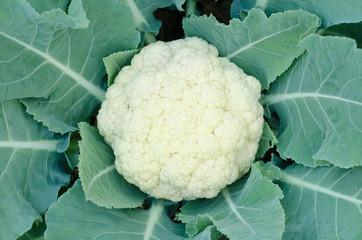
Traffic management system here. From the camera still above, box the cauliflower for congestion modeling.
[97,37,264,202]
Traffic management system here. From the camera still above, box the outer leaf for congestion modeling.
[183,9,320,89]
[103,49,140,86]
[179,165,285,240]
[0,0,140,133]
[231,0,362,27]
[44,181,188,240]
[277,164,362,240]
[265,35,362,168]
[256,122,277,158]
[0,100,69,240]
[78,122,147,208]
[122,0,185,34]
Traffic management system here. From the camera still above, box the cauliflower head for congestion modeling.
[97,37,264,202]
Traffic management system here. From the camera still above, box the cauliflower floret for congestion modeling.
[97,37,264,202]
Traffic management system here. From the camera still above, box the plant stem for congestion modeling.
[144,32,157,45]
[186,0,197,17]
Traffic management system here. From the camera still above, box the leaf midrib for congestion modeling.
[226,24,301,59]
[143,200,164,240]
[0,140,58,150]
[125,0,149,28]
[280,171,362,205]
[221,188,256,235]
[87,165,116,192]
[0,31,106,101]
[265,92,362,106]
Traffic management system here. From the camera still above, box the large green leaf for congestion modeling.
[178,164,285,240]
[231,0,362,28]
[278,164,362,240]
[265,35,362,168]
[44,181,188,240]
[0,100,69,240]
[0,0,140,133]
[78,122,147,208]
[183,9,320,89]
[122,0,185,34]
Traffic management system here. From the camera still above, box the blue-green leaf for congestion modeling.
[231,0,362,27]
[278,164,362,240]
[45,181,188,239]
[183,9,320,89]
[0,100,69,239]
[179,164,285,240]
[0,0,140,133]
[265,35,362,168]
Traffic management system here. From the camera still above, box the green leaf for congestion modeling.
[18,220,46,240]
[0,0,140,133]
[256,122,277,158]
[178,164,285,240]
[277,164,362,240]
[320,21,362,48]
[183,9,320,89]
[44,181,188,239]
[0,100,69,240]
[231,0,362,28]
[188,226,223,240]
[78,122,147,208]
[122,0,185,34]
[265,35,362,168]
[103,49,140,86]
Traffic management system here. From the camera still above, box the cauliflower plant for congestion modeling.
[97,37,264,202]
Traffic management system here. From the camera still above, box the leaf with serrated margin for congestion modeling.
[277,164,362,240]
[45,181,188,239]
[256,122,277,158]
[0,100,69,240]
[230,0,362,28]
[0,0,140,133]
[178,164,285,240]
[103,49,140,86]
[122,0,185,34]
[265,35,362,168]
[78,122,147,208]
[183,9,320,89]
